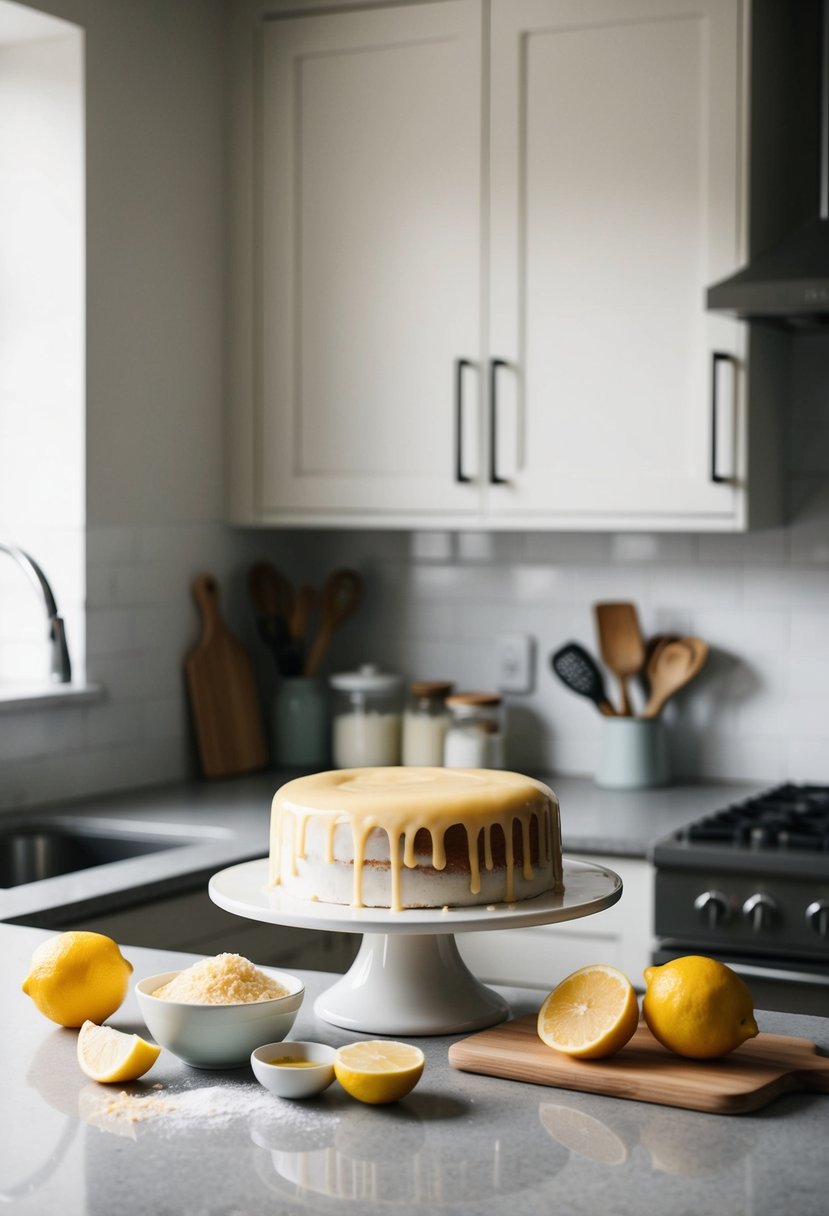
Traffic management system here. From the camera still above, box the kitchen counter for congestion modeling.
[1,772,766,927]
[5,922,828,1216]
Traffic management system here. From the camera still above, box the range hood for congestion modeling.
[707,0,829,326]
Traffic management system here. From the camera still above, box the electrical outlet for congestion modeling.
[497,633,535,693]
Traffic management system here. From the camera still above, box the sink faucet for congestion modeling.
[0,542,72,684]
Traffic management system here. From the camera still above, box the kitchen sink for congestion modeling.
[0,819,216,889]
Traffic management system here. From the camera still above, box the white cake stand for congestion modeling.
[209,857,622,1036]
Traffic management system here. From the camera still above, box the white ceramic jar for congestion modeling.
[330,664,403,768]
[401,680,454,766]
[443,692,505,769]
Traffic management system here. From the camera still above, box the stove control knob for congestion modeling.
[694,890,730,928]
[742,893,777,933]
[805,900,829,938]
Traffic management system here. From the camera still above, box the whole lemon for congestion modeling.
[642,955,758,1059]
[22,931,133,1028]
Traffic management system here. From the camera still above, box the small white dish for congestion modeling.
[251,1040,336,1099]
[135,968,304,1069]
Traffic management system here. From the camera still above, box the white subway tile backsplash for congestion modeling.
[523,532,609,563]
[786,736,829,781]
[743,566,829,609]
[0,706,86,764]
[86,651,177,702]
[609,533,697,564]
[650,564,742,608]
[790,610,829,658]
[694,608,788,655]
[142,694,187,742]
[697,734,786,783]
[697,527,788,565]
[84,608,135,657]
[788,478,829,564]
[112,561,181,607]
[83,699,145,748]
[410,531,453,562]
[87,525,140,565]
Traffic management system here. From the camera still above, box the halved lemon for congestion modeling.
[537,964,640,1059]
[77,1020,161,1084]
[334,1040,424,1105]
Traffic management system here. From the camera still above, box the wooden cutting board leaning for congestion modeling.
[185,573,267,778]
[448,1014,829,1114]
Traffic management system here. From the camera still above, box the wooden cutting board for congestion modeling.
[185,573,268,778]
[448,1014,829,1114]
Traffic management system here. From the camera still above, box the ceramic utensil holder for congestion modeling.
[272,677,329,768]
[595,717,669,789]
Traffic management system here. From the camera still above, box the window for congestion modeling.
[0,2,84,690]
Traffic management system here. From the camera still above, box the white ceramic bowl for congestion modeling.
[135,968,304,1069]
[251,1041,336,1099]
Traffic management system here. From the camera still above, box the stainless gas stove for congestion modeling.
[652,784,829,1015]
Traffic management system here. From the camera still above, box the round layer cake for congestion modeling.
[269,767,564,911]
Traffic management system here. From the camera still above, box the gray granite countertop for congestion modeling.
[6,923,828,1216]
[1,771,766,926]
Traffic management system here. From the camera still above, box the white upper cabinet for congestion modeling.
[231,0,765,530]
[487,0,748,527]
[259,2,484,520]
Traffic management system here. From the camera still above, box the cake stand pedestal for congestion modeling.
[209,857,622,1036]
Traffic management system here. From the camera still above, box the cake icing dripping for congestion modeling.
[270,767,563,912]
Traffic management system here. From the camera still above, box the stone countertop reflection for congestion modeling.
[0,770,766,927]
[6,924,828,1216]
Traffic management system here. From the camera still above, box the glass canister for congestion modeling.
[401,680,454,766]
[330,664,403,768]
[443,692,505,769]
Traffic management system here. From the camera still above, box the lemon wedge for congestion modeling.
[77,1020,161,1084]
[334,1040,424,1105]
[22,931,133,1028]
[537,964,640,1059]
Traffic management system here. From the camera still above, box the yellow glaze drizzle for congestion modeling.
[269,767,564,912]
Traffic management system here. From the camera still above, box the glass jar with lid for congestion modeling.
[330,664,403,768]
[443,692,505,769]
[401,680,454,766]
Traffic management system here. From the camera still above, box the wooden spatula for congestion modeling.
[642,637,709,718]
[594,602,646,716]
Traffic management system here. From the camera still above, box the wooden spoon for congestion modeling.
[594,602,646,716]
[289,583,318,643]
[642,637,709,718]
[304,568,364,677]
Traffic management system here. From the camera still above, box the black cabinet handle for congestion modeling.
[455,359,473,483]
[489,359,509,484]
[711,351,735,484]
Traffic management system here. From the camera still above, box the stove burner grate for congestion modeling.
[679,783,829,851]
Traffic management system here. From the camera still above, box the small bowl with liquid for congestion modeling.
[251,1040,337,1100]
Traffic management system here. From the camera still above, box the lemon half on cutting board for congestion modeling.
[537,964,640,1059]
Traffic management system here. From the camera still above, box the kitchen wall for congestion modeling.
[2,1,829,813]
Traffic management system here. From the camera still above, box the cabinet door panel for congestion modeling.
[261,2,483,516]
[489,0,747,525]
